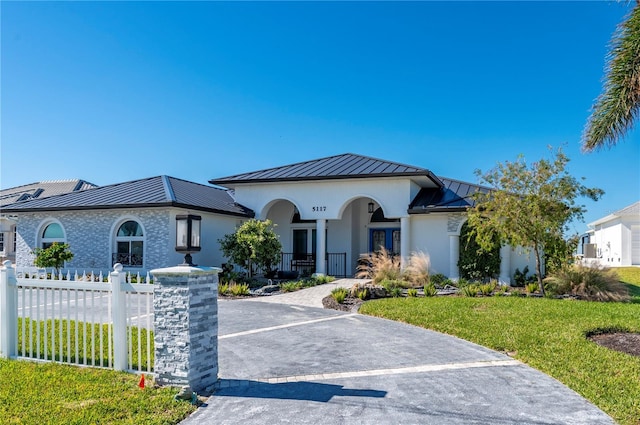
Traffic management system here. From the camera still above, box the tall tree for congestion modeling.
[467,148,603,295]
[583,2,640,151]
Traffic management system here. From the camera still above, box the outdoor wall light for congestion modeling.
[175,214,201,266]
[368,202,375,214]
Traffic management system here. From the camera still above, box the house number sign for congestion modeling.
[312,206,327,212]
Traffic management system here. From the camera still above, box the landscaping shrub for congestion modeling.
[218,282,229,295]
[455,277,471,288]
[494,284,509,295]
[479,282,496,296]
[544,264,630,302]
[461,285,479,297]
[407,288,418,297]
[389,287,403,298]
[513,266,538,287]
[280,281,302,292]
[525,282,539,294]
[380,278,410,292]
[313,275,335,284]
[430,273,448,287]
[356,289,369,300]
[423,283,438,297]
[457,221,500,281]
[228,282,250,296]
[331,287,348,304]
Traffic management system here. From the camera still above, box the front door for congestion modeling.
[370,228,400,254]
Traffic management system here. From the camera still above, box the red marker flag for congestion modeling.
[138,374,145,389]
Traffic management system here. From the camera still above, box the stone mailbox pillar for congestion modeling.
[151,265,221,394]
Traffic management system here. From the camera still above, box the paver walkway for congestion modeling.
[243,278,365,308]
[180,282,615,425]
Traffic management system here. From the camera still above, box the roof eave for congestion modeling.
[3,202,255,218]
[408,206,469,214]
[210,171,444,187]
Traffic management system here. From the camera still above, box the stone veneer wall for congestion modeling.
[14,209,171,270]
[152,267,219,393]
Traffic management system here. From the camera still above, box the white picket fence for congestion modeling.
[0,261,154,374]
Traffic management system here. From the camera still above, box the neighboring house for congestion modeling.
[3,176,253,273]
[210,153,536,282]
[583,201,640,266]
[0,180,97,263]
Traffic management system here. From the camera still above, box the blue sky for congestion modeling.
[2,1,638,234]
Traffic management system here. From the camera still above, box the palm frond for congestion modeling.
[583,3,640,151]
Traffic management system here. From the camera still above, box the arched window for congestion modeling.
[114,220,144,267]
[40,222,66,249]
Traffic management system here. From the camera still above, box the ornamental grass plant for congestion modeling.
[403,251,431,287]
[544,264,630,302]
[356,247,402,284]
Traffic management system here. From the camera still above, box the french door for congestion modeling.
[370,228,400,254]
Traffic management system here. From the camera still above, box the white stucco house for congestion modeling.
[2,176,253,273]
[583,201,640,266]
[4,153,537,282]
[209,153,536,282]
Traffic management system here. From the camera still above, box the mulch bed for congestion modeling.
[589,332,640,357]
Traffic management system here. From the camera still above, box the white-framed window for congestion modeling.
[39,221,66,249]
[113,220,144,267]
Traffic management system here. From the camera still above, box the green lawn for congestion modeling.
[0,320,196,424]
[360,296,640,425]
[0,359,196,425]
[615,267,640,299]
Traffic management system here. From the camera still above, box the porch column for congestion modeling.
[316,219,327,275]
[499,245,512,285]
[400,217,411,269]
[449,235,460,281]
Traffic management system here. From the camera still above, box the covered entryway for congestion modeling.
[264,200,349,277]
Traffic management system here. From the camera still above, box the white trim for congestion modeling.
[35,218,66,248]
[260,197,303,221]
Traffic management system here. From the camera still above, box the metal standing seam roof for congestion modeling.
[408,177,491,213]
[2,176,254,217]
[0,179,98,207]
[209,153,444,187]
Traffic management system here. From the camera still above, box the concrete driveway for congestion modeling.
[181,289,614,424]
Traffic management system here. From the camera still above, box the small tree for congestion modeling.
[467,147,603,296]
[32,242,74,274]
[218,219,282,278]
[458,221,500,282]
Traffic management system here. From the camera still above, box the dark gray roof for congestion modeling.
[210,153,443,187]
[0,179,98,207]
[2,176,254,217]
[408,177,491,213]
